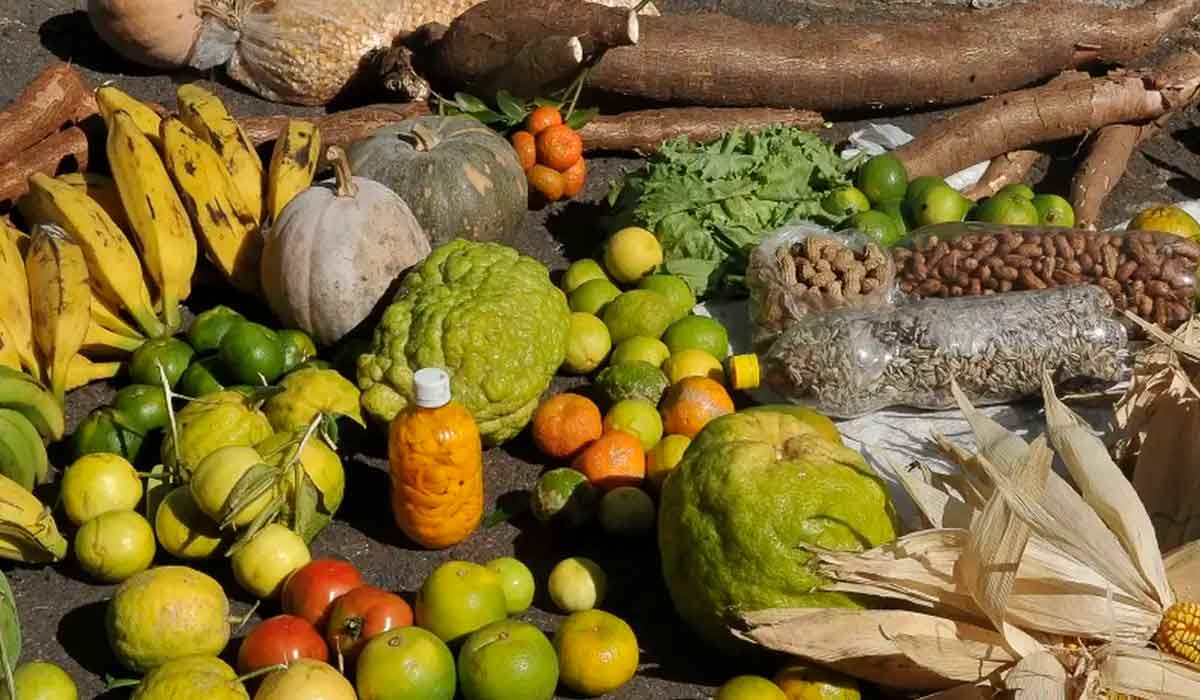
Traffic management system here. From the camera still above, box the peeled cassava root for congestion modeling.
[430,0,1200,111]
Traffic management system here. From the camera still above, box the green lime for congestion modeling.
[599,486,656,536]
[562,259,609,294]
[637,274,696,320]
[912,184,971,228]
[72,409,143,462]
[601,290,675,345]
[973,194,1040,225]
[277,330,317,374]
[661,315,729,360]
[603,399,663,451]
[875,199,911,237]
[177,356,226,397]
[568,278,621,315]
[530,468,598,526]
[855,154,908,205]
[841,210,902,246]
[563,313,612,375]
[821,186,871,218]
[610,336,670,368]
[484,557,535,615]
[187,306,244,354]
[219,321,285,386]
[128,338,195,388]
[996,183,1035,201]
[457,620,558,700]
[904,175,947,205]
[1031,194,1076,228]
[1,661,78,700]
[112,385,169,435]
[356,627,457,700]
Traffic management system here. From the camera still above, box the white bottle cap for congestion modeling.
[414,368,452,408]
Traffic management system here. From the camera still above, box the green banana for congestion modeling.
[0,410,45,491]
[0,470,66,564]
[0,367,65,442]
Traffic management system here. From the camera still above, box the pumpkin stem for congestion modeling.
[405,123,441,152]
[327,146,358,198]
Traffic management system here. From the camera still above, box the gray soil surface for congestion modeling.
[1,1,1199,698]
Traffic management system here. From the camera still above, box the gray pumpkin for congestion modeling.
[346,115,528,246]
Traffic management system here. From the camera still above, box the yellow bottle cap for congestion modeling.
[727,354,760,390]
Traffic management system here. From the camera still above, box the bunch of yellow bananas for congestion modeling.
[4,83,322,397]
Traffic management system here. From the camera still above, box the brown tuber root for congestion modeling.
[431,0,639,98]
[581,106,825,154]
[0,63,94,166]
[1069,124,1155,230]
[240,103,432,154]
[894,50,1200,179]
[0,127,89,206]
[962,150,1043,201]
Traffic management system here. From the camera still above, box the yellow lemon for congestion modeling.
[604,227,663,284]
[646,434,691,491]
[774,664,862,700]
[662,349,725,385]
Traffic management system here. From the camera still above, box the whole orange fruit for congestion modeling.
[532,394,603,459]
[511,130,536,172]
[572,430,645,491]
[562,157,587,197]
[528,164,565,202]
[554,610,639,697]
[526,106,563,135]
[660,377,734,438]
[536,124,583,172]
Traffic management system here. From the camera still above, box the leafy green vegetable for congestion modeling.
[607,127,862,298]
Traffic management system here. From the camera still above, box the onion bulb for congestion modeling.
[87,0,202,69]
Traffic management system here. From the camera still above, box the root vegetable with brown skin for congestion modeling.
[894,50,1200,179]
[0,63,94,166]
[429,0,1200,111]
[1070,123,1156,230]
[962,150,1043,201]
[0,127,89,206]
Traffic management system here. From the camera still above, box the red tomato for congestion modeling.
[237,614,329,675]
[280,559,365,628]
[325,585,414,663]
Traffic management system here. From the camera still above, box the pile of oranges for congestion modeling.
[511,106,586,203]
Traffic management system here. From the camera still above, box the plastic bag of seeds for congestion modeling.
[746,223,899,347]
[761,285,1129,419]
[891,222,1200,335]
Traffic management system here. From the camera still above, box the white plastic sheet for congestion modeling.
[840,123,991,193]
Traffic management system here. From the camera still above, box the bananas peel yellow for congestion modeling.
[0,220,37,376]
[25,173,165,339]
[108,109,197,332]
[96,84,163,147]
[177,83,264,223]
[82,319,144,358]
[161,116,262,295]
[267,120,321,222]
[25,224,90,405]
[0,326,20,372]
[90,290,143,340]
[57,172,131,233]
[0,470,67,563]
[66,354,121,391]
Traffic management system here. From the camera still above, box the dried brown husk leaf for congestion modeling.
[1005,651,1070,699]
[1092,644,1200,700]
[734,608,1016,690]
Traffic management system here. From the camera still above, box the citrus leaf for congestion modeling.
[496,90,527,121]
[320,412,340,446]
[565,106,599,131]
[228,497,282,557]
[219,463,278,530]
[244,386,285,407]
[292,474,320,537]
[469,110,505,125]
[455,92,490,113]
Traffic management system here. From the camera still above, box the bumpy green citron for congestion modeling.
[160,391,273,475]
[657,407,897,652]
[131,655,247,700]
[107,566,231,673]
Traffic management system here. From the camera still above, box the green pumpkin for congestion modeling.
[346,116,528,246]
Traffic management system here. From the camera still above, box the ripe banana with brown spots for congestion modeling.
[0,221,37,377]
[25,224,90,405]
[266,120,321,222]
[177,83,264,223]
[108,109,197,332]
[96,84,163,147]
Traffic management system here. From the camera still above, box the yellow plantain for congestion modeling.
[108,110,198,332]
[90,290,143,340]
[160,116,262,295]
[266,120,321,222]
[96,84,163,146]
[0,324,20,372]
[26,172,165,338]
[82,319,144,358]
[177,83,264,223]
[66,354,121,391]
[0,220,37,376]
[25,224,90,405]
[56,172,131,232]
[0,469,67,563]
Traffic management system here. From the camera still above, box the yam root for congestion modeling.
[581,106,825,153]
[0,63,93,166]
[961,150,1043,201]
[431,0,638,98]
[894,50,1200,179]
[0,127,89,206]
[470,0,1200,111]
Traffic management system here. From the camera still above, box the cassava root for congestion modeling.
[0,63,94,166]
[1070,124,1157,230]
[0,127,89,206]
[962,151,1043,201]
[894,50,1200,179]
[431,0,1200,111]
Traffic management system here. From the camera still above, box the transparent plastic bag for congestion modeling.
[892,222,1200,333]
[761,285,1129,418]
[746,223,898,345]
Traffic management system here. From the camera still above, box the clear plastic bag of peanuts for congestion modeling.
[890,222,1200,334]
[746,222,899,348]
[760,285,1129,419]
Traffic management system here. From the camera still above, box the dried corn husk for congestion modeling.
[735,377,1200,699]
[191,0,659,105]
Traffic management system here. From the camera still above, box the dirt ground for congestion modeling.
[1,1,1199,698]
